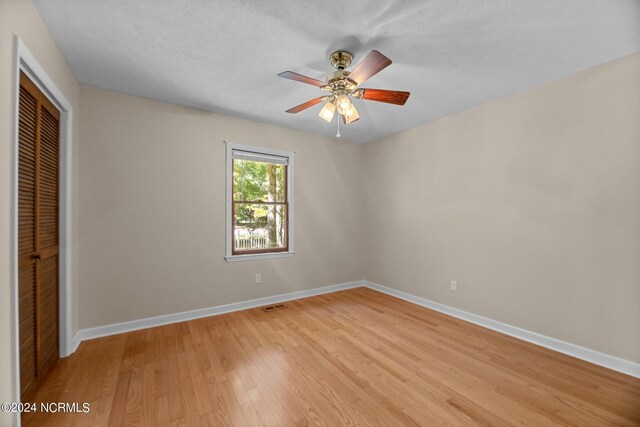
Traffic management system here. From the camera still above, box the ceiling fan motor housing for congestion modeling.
[326,70,352,83]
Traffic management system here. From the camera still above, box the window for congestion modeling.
[225,143,294,262]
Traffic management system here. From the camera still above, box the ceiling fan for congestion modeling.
[278,50,410,126]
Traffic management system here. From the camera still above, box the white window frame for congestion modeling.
[225,142,295,262]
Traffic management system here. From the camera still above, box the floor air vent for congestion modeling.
[262,304,287,312]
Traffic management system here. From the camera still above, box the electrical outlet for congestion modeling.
[255,274,262,284]
[450,280,457,291]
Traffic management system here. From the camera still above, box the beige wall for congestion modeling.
[363,53,640,363]
[0,0,81,424]
[77,86,364,329]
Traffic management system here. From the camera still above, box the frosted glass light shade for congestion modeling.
[336,93,352,115]
[318,102,336,122]
[343,103,360,124]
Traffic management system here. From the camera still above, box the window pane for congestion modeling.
[233,159,286,202]
[234,203,287,252]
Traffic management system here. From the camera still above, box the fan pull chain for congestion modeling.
[336,114,341,138]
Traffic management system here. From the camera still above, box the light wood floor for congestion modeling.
[25,287,640,426]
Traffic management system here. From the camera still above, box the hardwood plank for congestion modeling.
[25,288,640,426]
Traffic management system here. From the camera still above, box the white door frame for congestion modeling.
[11,36,74,417]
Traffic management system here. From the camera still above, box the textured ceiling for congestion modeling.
[34,0,640,143]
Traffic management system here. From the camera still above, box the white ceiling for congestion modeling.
[34,0,640,143]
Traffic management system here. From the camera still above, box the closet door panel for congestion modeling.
[18,79,39,401]
[36,99,60,378]
[18,71,61,400]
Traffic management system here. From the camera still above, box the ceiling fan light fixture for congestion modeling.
[318,101,336,122]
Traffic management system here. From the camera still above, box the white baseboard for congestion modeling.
[363,281,640,378]
[69,278,639,378]
[70,333,82,354]
[70,280,362,353]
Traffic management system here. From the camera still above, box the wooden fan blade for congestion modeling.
[348,50,392,86]
[285,97,325,114]
[360,89,410,105]
[278,71,325,87]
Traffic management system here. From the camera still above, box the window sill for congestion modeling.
[225,251,295,263]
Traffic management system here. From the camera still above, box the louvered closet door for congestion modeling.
[18,71,60,401]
